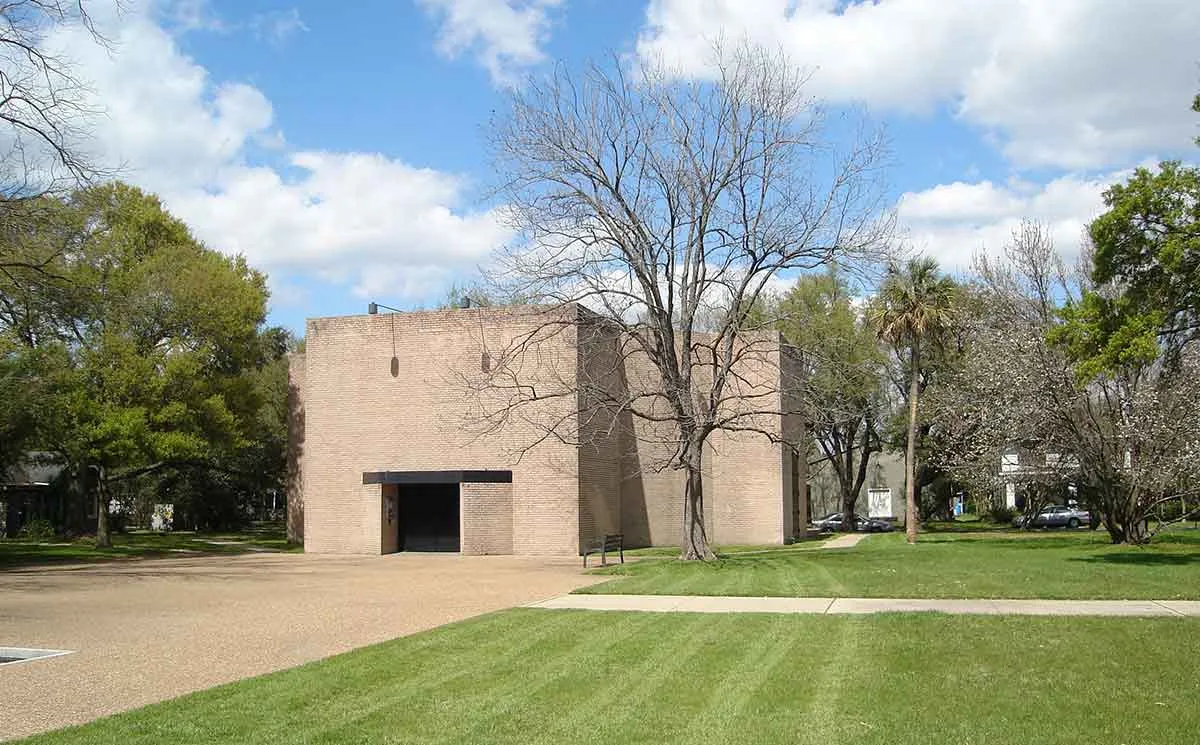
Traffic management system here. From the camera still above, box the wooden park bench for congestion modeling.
[582,533,624,568]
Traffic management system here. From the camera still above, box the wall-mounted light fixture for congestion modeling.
[368,301,403,315]
[368,301,403,377]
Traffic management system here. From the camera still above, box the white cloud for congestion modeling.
[45,8,507,308]
[416,0,562,85]
[161,0,228,34]
[637,0,1200,170]
[158,1,308,45]
[169,153,509,297]
[250,8,308,45]
[895,173,1123,269]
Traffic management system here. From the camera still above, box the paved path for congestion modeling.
[529,593,1200,617]
[0,553,599,741]
[819,533,870,549]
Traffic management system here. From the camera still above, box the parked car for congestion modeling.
[813,512,854,532]
[1012,504,1091,529]
[859,516,895,533]
[813,512,895,533]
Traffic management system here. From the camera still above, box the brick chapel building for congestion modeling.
[286,304,806,556]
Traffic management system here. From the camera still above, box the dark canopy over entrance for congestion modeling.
[364,470,512,485]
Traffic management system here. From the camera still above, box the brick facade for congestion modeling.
[460,482,514,555]
[288,305,801,556]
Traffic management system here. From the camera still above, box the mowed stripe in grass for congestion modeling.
[580,530,1200,599]
[19,610,1200,745]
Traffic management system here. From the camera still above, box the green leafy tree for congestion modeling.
[776,269,885,531]
[3,183,275,545]
[870,258,957,543]
[1060,161,1200,380]
[880,286,977,521]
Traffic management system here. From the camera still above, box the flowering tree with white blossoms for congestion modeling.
[928,222,1200,544]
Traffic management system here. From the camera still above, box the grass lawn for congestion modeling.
[579,528,1200,600]
[0,523,299,567]
[18,609,1200,745]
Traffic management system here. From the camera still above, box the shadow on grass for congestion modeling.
[0,529,298,570]
[1070,553,1200,566]
[0,553,314,592]
[1152,531,1200,547]
[922,521,1013,534]
[911,532,1116,550]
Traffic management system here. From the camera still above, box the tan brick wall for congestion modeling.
[461,482,514,555]
[708,341,787,545]
[604,337,723,549]
[780,346,805,539]
[299,307,579,556]
[709,429,786,544]
[291,305,799,555]
[611,342,686,548]
[575,317,624,548]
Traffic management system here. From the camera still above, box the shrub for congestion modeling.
[987,504,1017,525]
[1157,499,1184,522]
[18,519,56,541]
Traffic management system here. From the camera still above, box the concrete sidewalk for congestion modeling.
[528,593,1200,617]
[819,533,870,549]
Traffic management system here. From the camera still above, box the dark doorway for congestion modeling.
[397,483,460,552]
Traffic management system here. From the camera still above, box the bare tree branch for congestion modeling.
[470,42,892,559]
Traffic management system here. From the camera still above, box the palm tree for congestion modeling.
[871,258,957,544]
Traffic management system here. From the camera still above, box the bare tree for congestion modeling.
[0,1,111,199]
[479,44,890,559]
[0,1,116,326]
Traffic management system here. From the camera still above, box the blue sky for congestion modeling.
[52,0,1200,333]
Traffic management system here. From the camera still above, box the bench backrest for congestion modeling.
[602,534,623,550]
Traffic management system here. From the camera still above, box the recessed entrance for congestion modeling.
[366,470,512,555]
[397,483,460,552]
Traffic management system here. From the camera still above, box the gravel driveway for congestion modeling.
[0,552,597,741]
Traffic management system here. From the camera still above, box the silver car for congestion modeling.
[813,512,894,533]
[1013,504,1091,529]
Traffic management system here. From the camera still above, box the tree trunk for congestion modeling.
[65,464,89,534]
[842,421,874,531]
[94,484,111,548]
[839,429,857,532]
[904,342,921,544]
[1096,483,1154,545]
[840,488,858,533]
[680,449,716,561]
[1104,510,1150,545]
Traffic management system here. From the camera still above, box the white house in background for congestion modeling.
[999,446,1080,510]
